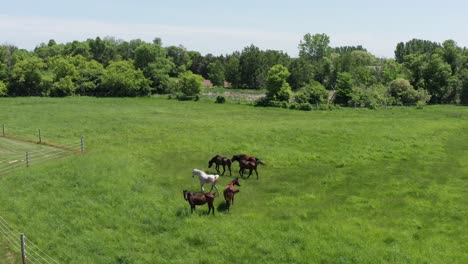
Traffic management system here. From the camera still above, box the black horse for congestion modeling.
[208,155,232,176]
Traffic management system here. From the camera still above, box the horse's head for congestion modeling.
[231,155,240,162]
[192,169,199,178]
[232,177,241,187]
[208,160,213,168]
[183,190,189,201]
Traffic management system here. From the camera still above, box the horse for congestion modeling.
[183,190,215,215]
[231,154,265,165]
[223,178,240,212]
[208,155,232,176]
[238,159,259,180]
[192,169,220,196]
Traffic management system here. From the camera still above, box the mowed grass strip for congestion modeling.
[0,97,467,263]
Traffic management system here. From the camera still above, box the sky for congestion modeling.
[0,0,467,58]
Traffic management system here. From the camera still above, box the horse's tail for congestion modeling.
[256,158,266,165]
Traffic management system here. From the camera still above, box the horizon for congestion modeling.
[1,0,467,58]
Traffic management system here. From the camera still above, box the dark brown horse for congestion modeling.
[223,178,240,211]
[238,159,259,180]
[208,155,232,176]
[231,154,265,165]
[183,190,216,215]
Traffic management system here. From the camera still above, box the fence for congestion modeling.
[0,216,60,263]
[0,124,84,176]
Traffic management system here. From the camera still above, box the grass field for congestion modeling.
[0,97,467,263]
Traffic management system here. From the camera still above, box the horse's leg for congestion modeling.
[216,164,220,174]
[228,164,232,176]
[255,168,259,180]
[221,165,226,176]
[213,184,220,196]
[239,167,243,177]
[247,168,253,178]
[201,184,205,193]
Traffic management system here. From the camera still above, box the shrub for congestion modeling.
[177,71,203,97]
[254,96,271,107]
[416,101,425,109]
[298,102,313,111]
[294,81,328,105]
[0,81,7,97]
[215,96,226,104]
[389,78,431,105]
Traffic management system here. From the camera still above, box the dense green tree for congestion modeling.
[167,45,192,76]
[224,55,241,87]
[100,60,151,96]
[134,44,173,93]
[266,64,292,102]
[287,57,314,90]
[239,45,264,89]
[50,76,75,97]
[334,72,354,105]
[423,53,452,103]
[299,33,332,62]
[9,56,46,96]
[34,39,64,59]
[71,55,105,95]
[207,61,225,86]
[88,37,118,65]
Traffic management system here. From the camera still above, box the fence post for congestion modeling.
[38,129,41,144]
[20,233,27,264]
[81,136,85,154]
[26,152,29,168]
[2,124,4,137]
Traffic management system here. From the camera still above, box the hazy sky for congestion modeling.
[1,0,467,58]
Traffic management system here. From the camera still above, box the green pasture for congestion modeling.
[0,97,467,263]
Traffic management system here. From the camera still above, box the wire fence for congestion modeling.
[0,123,84,176]
[0,216,60,263]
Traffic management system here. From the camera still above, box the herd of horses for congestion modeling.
[183,154,264,215]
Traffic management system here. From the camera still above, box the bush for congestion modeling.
[349,84,391,109]
[215,96,226,104]
[254,96,271,107]
[294,81,328,105]
[389,78,431,104]
[298,102,313,111]
[416,101,425,109]
[177,71,203,97]
[0,81,7,97]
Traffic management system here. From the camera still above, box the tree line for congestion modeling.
[0,34,467,107]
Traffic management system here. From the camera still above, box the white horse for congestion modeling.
[192,169,220,196]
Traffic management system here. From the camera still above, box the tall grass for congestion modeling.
[0,97,467,263]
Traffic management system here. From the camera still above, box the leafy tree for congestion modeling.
[460,69,468,104]
[72,55,105,95]
[50,76,75,97]
[100,60,151,96]
[224,55,241,87]
[266,64,292,102]
[423,53,452,103]
[299,33,331,62]
[335,72,354,105]
[239,45,264,89]
[9,56,46,96]
[34,39,64,59]
[167,45,192,76]
[134,44,173,93]
[287,57,314,90]
[177,71,203,97]
[63,41,92,59]
[207,61,225,86]
[88,37,118,65]
[441,40,462,74]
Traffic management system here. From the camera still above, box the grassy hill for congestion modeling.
[0,97,467,263]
